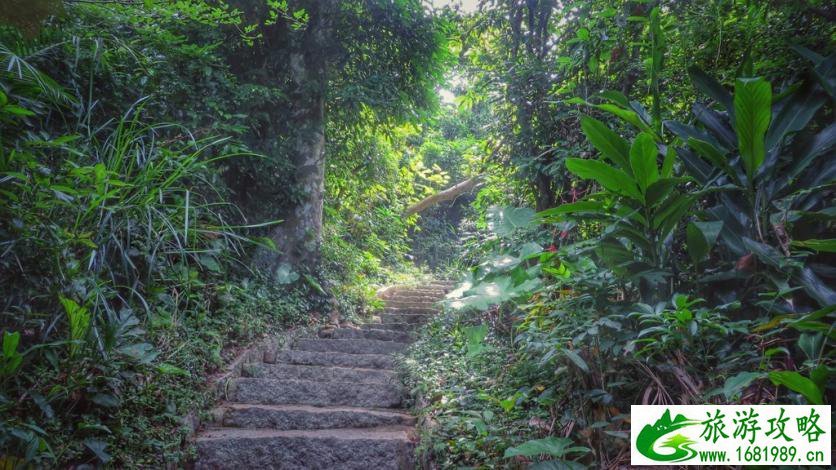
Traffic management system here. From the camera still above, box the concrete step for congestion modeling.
[196,426,415,470]
[244,362,397,384]
[293,338,408,355]
[383,307,439,315]
[274,349,395,369]
[215,403,415,430]
[384,295,445,302]
[330,327,413,342]
[229,378,403,408]
[384,300,438,309]
[380,313,433,325]
[387,288,446,295]
[381,289,446,299]
[361,321,416,331]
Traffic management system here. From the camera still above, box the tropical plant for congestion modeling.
[668,52,835,310]
[538,114,690,301]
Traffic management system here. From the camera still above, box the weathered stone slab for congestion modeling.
[196,426,415,470]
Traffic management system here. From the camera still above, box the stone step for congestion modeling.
[215,403,416,430]
[196,426,415,470]
[380,313,433,325]
[330,327,413,342]
[384,300,438,308]
[381,289,446,299]
[274,349,395,369]
[244,362,397,384]
[383,307,439,315]
[293,338,408,355]
[362,321,416,331]
[229,378,403,408]
[386,292,445,299]
[387,288,446,295]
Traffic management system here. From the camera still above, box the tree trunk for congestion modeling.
[254,0,335,274]
[404,176,483,216]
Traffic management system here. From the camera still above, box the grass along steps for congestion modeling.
[195,280,452,469]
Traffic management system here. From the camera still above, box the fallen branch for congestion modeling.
[404,176,483,217]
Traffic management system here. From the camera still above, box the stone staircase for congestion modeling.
[195,281,453,469]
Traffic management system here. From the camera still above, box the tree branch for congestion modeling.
[404,176,483,217]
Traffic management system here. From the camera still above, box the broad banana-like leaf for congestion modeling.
[686,137,742,186]
[786,122,836,184]
[565,158,642,201]
[598,89,630,107]
[487,206,535,237]
[665,120,727,151]
[677,146,714,184]
[629,132,659,192]
[536,199,606,221]
[629,100,653,128]
[654,194,695,237]
[688,66,734,113]
[795,266,836,307]
[813,54,835,98]
[766,80,825,149]
[592,103,658,138]
[693,102,737,149]
[734,77,772,182]
[661,145,675,178]
[686,221,724,264]
[645,178,686,208]
[580,116,630,171]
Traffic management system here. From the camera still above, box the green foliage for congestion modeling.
[0,10,316,466]
[671,61,835,309]
[733,77,772,181]
[405,2,835,468]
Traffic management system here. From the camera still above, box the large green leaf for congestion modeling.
[580,116,630,171]
[686,137,741,186]
[660,145,675,178]
[463,324,488,357]
[563,349,590,373]
[686,221,723,264]
[654,194,696,237]
[734,77,772,182]
[2,331,20,359]
[566,158,642,201]
[645,178,687,208]
[768,371,823,405]
[694,102,737,149]
[629,133,659,193]
[487,206,536,237]
[593,103,657,137]
[688,66,733,112]
[786,123,836,183]
[791,239,836,253]
[722,371,763,401]
[536,199,605,221]
[766,81,825,149]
